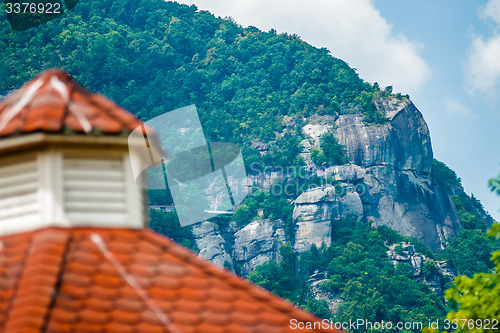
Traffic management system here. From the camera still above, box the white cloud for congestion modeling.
[480,0,500,25]
[444,98,471,116]
[465,35,500,93]
[465,0,500,94]
[175,0,430,94]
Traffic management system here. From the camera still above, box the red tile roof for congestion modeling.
[0,69,143,138]
[0,227,340,333]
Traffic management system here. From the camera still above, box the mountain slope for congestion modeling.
[1,0,492,250]
[1,0,498,328]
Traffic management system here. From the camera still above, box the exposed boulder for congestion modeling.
[192,221,234,269]
[294,186,363,252]
[233,219,286,275]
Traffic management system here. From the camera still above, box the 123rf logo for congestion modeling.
[3,0,79,32]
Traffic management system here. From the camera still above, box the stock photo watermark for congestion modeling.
[290,318,499,331]
[3,0,79,32]
[128,104,366,228]
[128,105,249,227]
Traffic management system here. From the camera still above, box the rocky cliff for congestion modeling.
[193,97,493,272]
[295,97,465,253]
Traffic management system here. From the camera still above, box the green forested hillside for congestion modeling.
[1,0,380,167]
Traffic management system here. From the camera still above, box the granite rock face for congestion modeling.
[295,97,471,252]
[334,98,432,172]
[294,186,363,252]
[192,221,234,269]
[233,219,286,275]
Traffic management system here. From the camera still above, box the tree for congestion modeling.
[302,299,332,319]
[431,159,463,190]
[320,132,347,165]
[311,133,347,167]
[488,173,500,196]
[149,210,197,250]
[247,243,305,303]
[442,173,500,332]
[310,147,327,166]
[444,223,500,333]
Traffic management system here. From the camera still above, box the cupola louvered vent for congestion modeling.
[0,69,149,236]
[0,157,39,227]
[63,156,128,225]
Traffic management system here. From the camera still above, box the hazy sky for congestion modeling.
[175,0,500,220]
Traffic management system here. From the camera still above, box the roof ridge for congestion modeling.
[41,230,73,333]
[88,231,182,333]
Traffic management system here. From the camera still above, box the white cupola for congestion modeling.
[0,69,163,236]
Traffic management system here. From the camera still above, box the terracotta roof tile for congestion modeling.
[94,263,119,277]
[116,285,143,301]
[65,260,97,276]
[59,283,90,300]
[93,273,124,289]
[135,321,169,333]
[87,284,121,301]
[231,311,261,326]
[115,298,143,313]
[110,309,141,325]
[78,308,110,325]
[99,321,135,333]
[0,117,23,136]
[232,298,263,315]
[50,308,78,324]
[0,227,342,333]
[192,322,226,333]
[0,69,144,138]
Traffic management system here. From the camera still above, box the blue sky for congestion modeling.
[176,0,500,220]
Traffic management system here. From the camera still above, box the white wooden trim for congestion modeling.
[0,213,42,235]
[52,150,66,225]
[0,181,37,197]
[37,150,66,227]
[0,202,39,219]
[124,154,144,228]
[0,133,163,158]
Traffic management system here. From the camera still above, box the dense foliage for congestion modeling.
[248,220,447,332]
[441,229,500,278]
[355,91,388,124]
[233,190,292,225]
[451,194,487,231]
[431,160,499,279]
[431,159,463,190]
[149,209,197,250]
[425,175,500,333]
[436,174,500,332]
[438,176,500,280]
[0,0,380,172]
[444,225,500,332]
[310,132,347,167]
